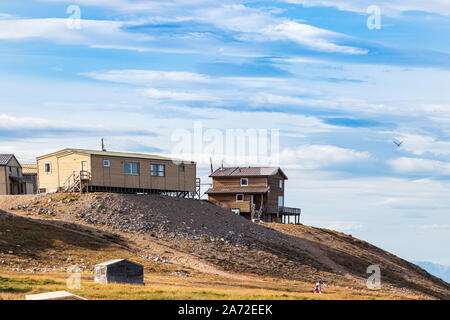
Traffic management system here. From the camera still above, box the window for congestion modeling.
[124,162,139,175]
[240,178,248,186]
[279,180,283,188]
[103,160,110,167]
[278,195,284,207]
[236,194,244,202]
[179,165,185,172]
[44,163,51,173]
[151,164,165,177]
[8,167,12,175]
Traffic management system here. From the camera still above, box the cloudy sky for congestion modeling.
[0,1,449,265]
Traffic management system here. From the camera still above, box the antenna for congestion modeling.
[210,157,214,175]
[101,138,106,152]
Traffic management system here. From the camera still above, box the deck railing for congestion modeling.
[263,205,301,215]
[279,206,301,215]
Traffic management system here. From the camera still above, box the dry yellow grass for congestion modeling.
[0,270,420,300]
[0,194,440,300]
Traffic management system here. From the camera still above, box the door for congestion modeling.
[80,161,89,181]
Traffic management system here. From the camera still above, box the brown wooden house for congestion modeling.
[36,148,197,197]
[206,166,301,224]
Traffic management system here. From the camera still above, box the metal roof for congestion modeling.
[205,187,269,194]
[0,154,14,166]
[95,259,142,267]
[210,166,287,179]
[21,163,37,175]
[37,148,194,163]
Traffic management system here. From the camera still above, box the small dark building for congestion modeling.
[94,259,144,285]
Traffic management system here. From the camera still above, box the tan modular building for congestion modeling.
[22,163,38,194]
[206,166,301,224]
[36,149,197,197]
[0,154,34,195]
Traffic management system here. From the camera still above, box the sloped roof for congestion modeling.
[0,154,14,166]
[205,187,269,194]
[95,259,142,267]
[22,163,37,175]
[210,166,287,179]
[37,148,194,163]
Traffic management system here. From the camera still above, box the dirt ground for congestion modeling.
[0,193,449,300]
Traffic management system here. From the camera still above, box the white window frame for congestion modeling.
[124,162,139,175]
[240,178,248,186]
[279,180,283,189]
[151,164,165,177]
[236,194,244,202]
[44,162,51,173]
[103,159,110,167]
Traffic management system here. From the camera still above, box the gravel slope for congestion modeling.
[1,193,449,299]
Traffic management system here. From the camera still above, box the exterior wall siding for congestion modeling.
[267,174,285,208]
[37,153,90,192]
[208,174,286,213]
[90,155,196,192]
[0,166,6,195]
[37,152,196,193]
[212,177,267,189]
[0,157,30,195]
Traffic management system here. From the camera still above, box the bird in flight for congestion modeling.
[393,140,403,148]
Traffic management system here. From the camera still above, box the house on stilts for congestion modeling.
[205,166,301,224]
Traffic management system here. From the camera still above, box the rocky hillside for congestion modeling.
[1,193,449,299]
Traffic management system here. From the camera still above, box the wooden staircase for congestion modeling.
[61,170,91,193]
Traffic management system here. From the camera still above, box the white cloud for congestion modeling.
[3,2,368,55]
[284,0,450,16]
[279,145,371,169]
[196,4,367,55]
[0,13,16,19]
[262,21,368,55]
[420,224,450,230]
[140,88,215,101]
[388,157,450,175]
[326,221,363,232]
[80,70,211,86]
[395,133,450,157]
[0,17,152,51]
[0,113,55,129]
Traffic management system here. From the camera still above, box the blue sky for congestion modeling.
[0,0,449,265]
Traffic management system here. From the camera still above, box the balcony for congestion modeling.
[263,205,301,224]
